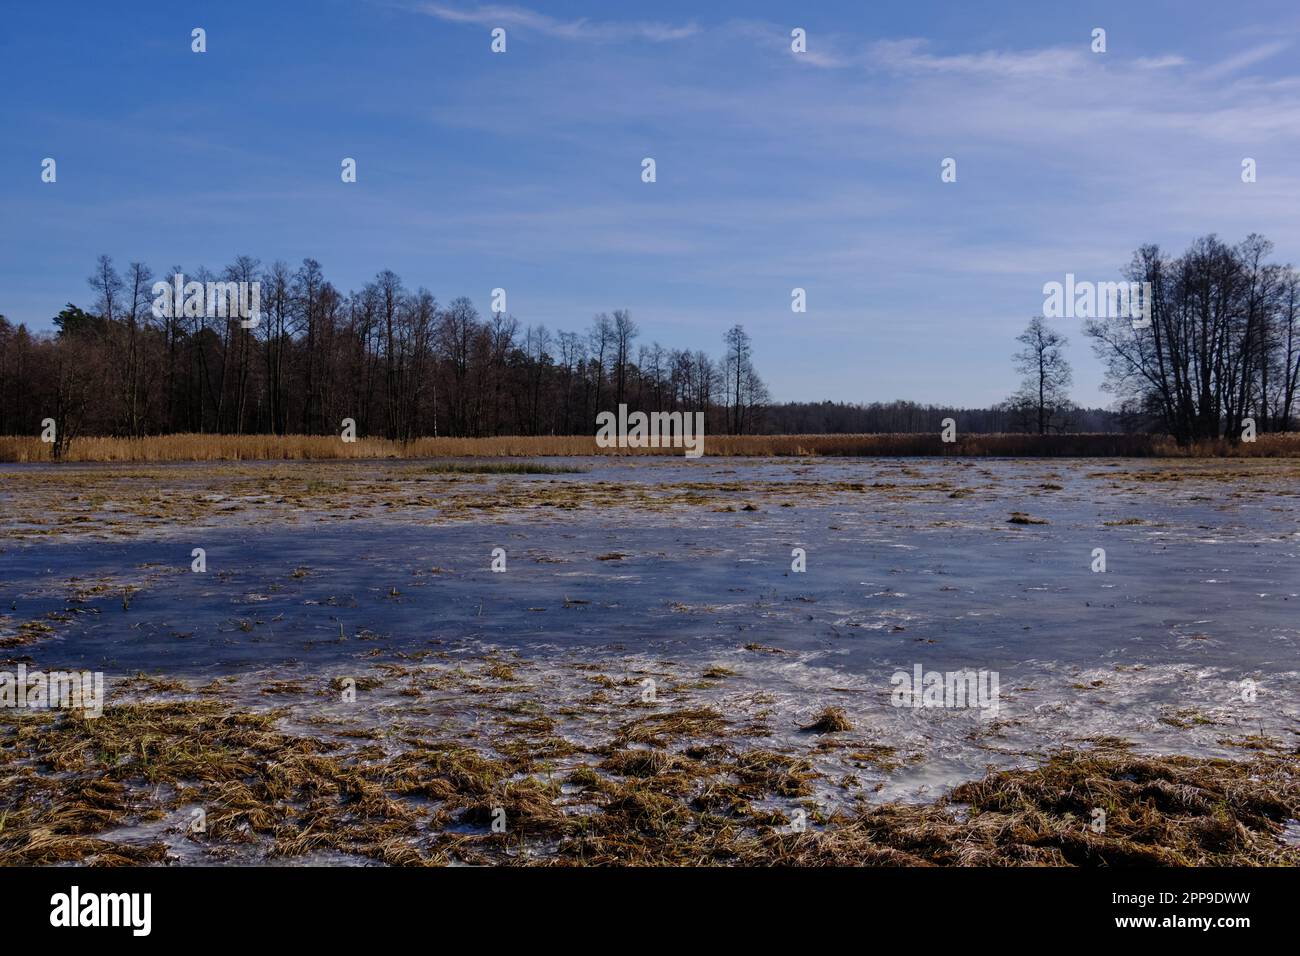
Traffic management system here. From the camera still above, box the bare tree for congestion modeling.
[1008,316,1073,434]
[1088,235,1298,442]
[612,309,638,408]
[588,313,613,413]
[720,325,769,435]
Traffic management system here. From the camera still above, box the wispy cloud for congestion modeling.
[722,19,851,69]
[867,38,1089,78]
[413,2,697,42]
[1134,55,1188,70]
[1201,40,1290,80]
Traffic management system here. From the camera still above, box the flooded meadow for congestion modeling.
[2,456,1298,865]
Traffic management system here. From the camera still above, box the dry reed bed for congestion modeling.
[3,432,1300,463]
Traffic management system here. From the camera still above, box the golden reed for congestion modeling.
[2,432,1298,463]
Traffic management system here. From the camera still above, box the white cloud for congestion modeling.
[1201,40,1290,80]
[867,38,1089,78]
[721,19,851,69]
[413,2,697,42]
[1134,55,1188,69]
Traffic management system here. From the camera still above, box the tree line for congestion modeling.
[0,255,770,451]
[762,398,1123,435]
[4,235,1295,450]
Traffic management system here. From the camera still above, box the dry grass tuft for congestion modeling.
[1008,512,1050,525]
[616,708,729,748]
[801,706,854,734]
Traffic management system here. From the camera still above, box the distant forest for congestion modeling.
[762,401,1124,434]
[0,254,1059,443]
[2,235,1295,446]
[0,256,765,445]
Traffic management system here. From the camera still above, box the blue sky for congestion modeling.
[3,0,1299,406]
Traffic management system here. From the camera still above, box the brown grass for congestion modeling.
[750,749,1300,867]
[1008,512,1051,525]
[3,432,1299,462]
[801,707,855,734]
[3,693,1296,867]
